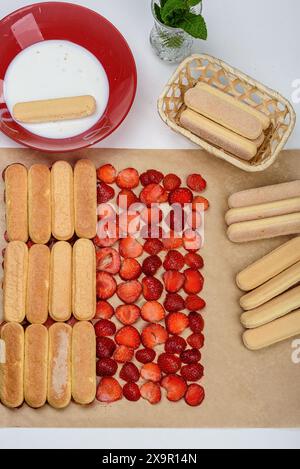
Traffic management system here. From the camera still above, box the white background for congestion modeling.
[0,0,299,449]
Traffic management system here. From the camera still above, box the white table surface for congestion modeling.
[0,0,299,450]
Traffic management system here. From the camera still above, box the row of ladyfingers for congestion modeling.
[236,237,300,350]
[3,239,96,323]
[0,321,96,408]
[179,82,270,161]
[4,159,97,243]
[226,181,300,242]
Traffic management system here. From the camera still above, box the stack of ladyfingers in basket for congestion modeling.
[0,160,97,408]
[179,82,270,161]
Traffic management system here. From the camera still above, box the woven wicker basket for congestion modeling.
[158,54,296,172]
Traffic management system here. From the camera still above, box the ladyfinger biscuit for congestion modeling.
[72,321,96,405]
[26,244,50,324]
[24,325,48,408]
[227,213,300,243]
[49,241,72,322]
[3,241,28,323]
[28,164,51,244]
[225,197,300,225]
[5,164,28,242]
[237,237,300,291]
[240,261,300,311]
[241,285,300,329]
[228,180,300,209]
[13,95,96,123]
[51,161,74,241]
[0,323,24,408]
[47,323,72,409]
[243,310,300,350]
[74,159,97,239]
[184,83,263,140]
[180,109,257,161]
[72,239,96,321]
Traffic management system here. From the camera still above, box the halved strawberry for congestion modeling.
[184,269,204,294]
[192,196,209,211]
[119,237,143,258]
[113,345,134,363]
[141,324,168,349]
[118,211,142,237]
[117,280,142,304]
[115,325,141,349]
[119,362,140,382]
[157,352,181,374]
[164,293,185,312]
[181,363,204,382]
[141,301,165,322]
[97,182,115,203]
[116,168,139,189]
[142,255,162,276]
[180,348,201,364]
[163,271,185,293]
[161,231,183,250]
[97,164,117,184]
[169,187,193,206]
[165,336,187,354]
[115,304,141,325]
[187,333,205,349]
[163,250,185,271]
[187,174,207,192]
[143,238,164,256]
[142,276,163,301]
[188,311,205,333]
[96,248,121,274]
[96,358,118,377]
[135,348,156,364]
[140,169,164,186]
[95,300,114,320]
[140,184,167,206]
[96,336,116,358]
[166,312,189,335]
[140,381,161,404]
[96,377,122,403]
[184,252,204,270]
[163,173,181,191]
[123,382,141,401]
[161,374,187,402]
[183,230,202,252]
[94,319,116,337]
[140,363,161,382]
[185,295,206,311]
[119,258,142,281]
[96,272,117,300]
[185,383,205,406]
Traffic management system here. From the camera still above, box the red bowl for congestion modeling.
[0,2,137,152]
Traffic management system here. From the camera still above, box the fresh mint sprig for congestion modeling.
[154,0,207,40]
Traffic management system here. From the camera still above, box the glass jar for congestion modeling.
[150,0,203,63]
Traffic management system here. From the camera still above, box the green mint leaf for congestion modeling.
[187,0,202,6]
[179,12,207,39]
[154,3,162,22]
[161,0,187,26]
[160,0,168,7]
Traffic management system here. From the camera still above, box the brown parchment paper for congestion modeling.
[0,147,300,428]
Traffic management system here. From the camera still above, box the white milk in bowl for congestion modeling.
[3,40,109,139]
